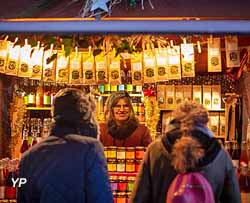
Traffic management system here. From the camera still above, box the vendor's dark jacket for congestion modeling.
[17,124,114,203]
[129,121,241,203]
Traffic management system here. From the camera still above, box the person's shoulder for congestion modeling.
[137,124,149,131]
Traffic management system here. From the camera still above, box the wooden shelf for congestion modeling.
[100,93,142,97]
[26,107,52,111]
[159,108,225,112]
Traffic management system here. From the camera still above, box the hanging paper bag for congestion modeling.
[192,85,202,104]
[6,44,20,76]
[175,85,184,105]
[202,85,212,110]
[0,40,9,73]
[95,53,108,84]
[82,52,95,85]
[211,85,221,110]
[208,38,222,72]
[155,48,168,82]
[165,85,175,110]
[43,47,56,82]
[167,46,181,80]
[225,36,240,68]
[181,43,195,77]
[56,51,69,83]
[30,47,43,80]
[143,50,156,83]
[109,54,121,85]
[131,53,143,85]
[69,51,82,85]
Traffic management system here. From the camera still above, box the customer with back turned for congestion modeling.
[129,101,240,203]
[17,88,114,203]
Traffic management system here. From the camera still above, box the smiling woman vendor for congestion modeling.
[99,91,152,147]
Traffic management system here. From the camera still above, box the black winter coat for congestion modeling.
[129,122,241,203]
[17,125,114,203]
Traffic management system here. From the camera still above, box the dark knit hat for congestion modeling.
[52,88,94,126]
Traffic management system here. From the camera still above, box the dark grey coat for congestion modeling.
[129,122,241,203]
[17,125,114,203]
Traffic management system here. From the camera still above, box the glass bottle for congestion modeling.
[36,84,44,107]
[231,141,240,173]
[20,130,29,153]
[240,141,249,167]
[239,163,250,203]
[224,141,232,157]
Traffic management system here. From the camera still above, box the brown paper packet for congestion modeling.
[131,52,143,85]
[5,44,20,76]
[56,51,69,83]
[69,52,82,85]
[30,47,43,80]
[82,52,95,85]
[95,53,108,84]
[0,40,9,73]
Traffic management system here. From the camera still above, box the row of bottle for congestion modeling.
[0,158,18,200]
[20,117,52,154]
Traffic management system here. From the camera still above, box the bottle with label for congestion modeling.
[240,141,249,168]
[20,130,29,153]
[231,141,240,173]
[36,85,44,107]
[224,141,232,157]
[239,163,250,203]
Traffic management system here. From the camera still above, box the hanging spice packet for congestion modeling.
[109,54,121,85]
[202,85,212,110]
[69,50,82,85]
[43,46,56,82]
[183,85,192,101]
[131,52,143,85]
[208,37,222,72]
[82,52,95,85]
[30,46,43,80]
[0,40,9,73]
[56,50,69,83]
[175,85,184,105]
[18,39,32,78]
[192,85,202,104]
[95,53,108,84]
[167,46,181,80]
[211,85,221,110]
[181,43,195,77]
[225,36,240,68]
[143,50,156,83]
[6,44,20,76]
[155,48,168,82]
[165,85,175,110]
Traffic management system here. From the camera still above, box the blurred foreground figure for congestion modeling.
[129,101,240,203]
[17,88,114,203]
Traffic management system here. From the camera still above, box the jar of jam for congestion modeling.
[135,160,142,172]
[107,159,117,172]
[117,159,125,172]
[126,159,135,173]
[113,191,117,203]
[116,192,126,203]
[127,176,135,192]
[104,147,108,158]
[138,103,144,113]
[107,146,117,159]
[135,146,145,160]
[117,147,126,160]
[118,176,127,192]
[110,176,118,191]
[125,147,135,160]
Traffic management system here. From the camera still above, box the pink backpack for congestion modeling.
[166,172,215,203]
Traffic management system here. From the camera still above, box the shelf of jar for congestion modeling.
[25,107,52,110]
[109,172,137,177]
[159,108,225,112]
[100,93,142,97]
